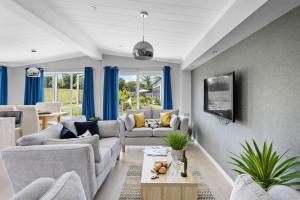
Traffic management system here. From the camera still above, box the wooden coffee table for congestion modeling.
[141,151,197,200]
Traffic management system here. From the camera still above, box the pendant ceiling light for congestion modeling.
[26,49,41,78]
[133,11,154,60]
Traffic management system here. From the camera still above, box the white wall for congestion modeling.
[7,55,191,118]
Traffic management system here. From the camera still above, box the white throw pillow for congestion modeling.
[170,114,180,130]
[42,135,101,162]
[125,114,135,131]
[230,174,272,200]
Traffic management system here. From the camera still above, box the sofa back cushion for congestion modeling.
[61,116,86,136]
[43,135,101,162]
[152,109,179,119]
[125,109,152,119]
[40,171,86,200]
[98,120,119,137]
[230,174,271,200]
[17,123,63,146]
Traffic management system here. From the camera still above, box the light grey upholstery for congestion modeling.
[16,123,63,146]
[98,120,119,137]
[268,185,300,200]
[40,171,86,200]
[2,119,122,200]
[126,127,153,137]
[120,109,188,146]
[43,135,101,162]
[153,127,173,137]
[10,177,55,200]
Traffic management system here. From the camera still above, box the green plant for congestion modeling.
[89,116,102,121]
[163,131,189,150]
[230,140,300,191]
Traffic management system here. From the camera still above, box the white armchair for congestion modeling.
[16,105,40,136]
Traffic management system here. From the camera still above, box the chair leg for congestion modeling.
[122,144,125,152]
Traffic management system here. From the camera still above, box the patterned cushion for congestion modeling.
[124,114,135,131]
[170,114,180,130]
[145,119,161,129]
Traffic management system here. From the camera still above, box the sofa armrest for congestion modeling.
[178,115,189,133]
[1,144,97,200]
[16,123,63,146]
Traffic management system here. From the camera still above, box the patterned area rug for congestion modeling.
[119,164,215,200]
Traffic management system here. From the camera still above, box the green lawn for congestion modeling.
[44,88,83,116]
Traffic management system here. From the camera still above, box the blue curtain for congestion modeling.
[82,67,95,120]
[24,68,44,105]
[163,66,173,109]
[0,66,8,105]
[103,66,119,120]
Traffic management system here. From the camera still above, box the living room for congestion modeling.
[1,0,300,200]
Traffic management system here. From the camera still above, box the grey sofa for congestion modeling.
[120,109,189,152]
[1,117,123,200]
[10,171,86,200]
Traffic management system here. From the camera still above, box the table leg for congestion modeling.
[57,115,61,123]
[41,117,48,130]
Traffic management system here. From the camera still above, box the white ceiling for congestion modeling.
[0,5,83,66]
[1,0,297,68]
[0,0,230,65]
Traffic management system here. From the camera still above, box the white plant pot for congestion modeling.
[171,149,182,160]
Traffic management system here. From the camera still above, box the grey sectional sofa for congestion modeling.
[120,109,189,152]
[1,117,123,200]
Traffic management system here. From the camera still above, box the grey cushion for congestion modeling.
[124,114,135,131]
[152,109,179,119]
[17,123,63,146]
[99,137,120,156]
[62,116,86,135]
[40,171,86,200]
[10,177,55,200]
[230,174,272,200]
[152,127,173,137]
[43,135,101,162]
[98,120,119,137]
[268,185,300,200]
[170,114,180,130]
[125,109,152,119]
[126,128,153,137]
[95,148,111,176]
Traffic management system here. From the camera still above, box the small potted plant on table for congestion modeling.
[163,131,189,159]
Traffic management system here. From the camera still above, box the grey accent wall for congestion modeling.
[191,6,300,179]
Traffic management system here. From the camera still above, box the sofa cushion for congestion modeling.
[124,114,135,131]
[125,109,152,119]
[126,128,153,137]
[134,113,145,128]
[152,127,173,137]
[230,174,272,200]
[99,137,120,156]
[61,116,86,136]
[95,148,111,176]
[17,123,63,146]
[43,135,101,162]
[268,185,300,200]
[98,120,119,137]
[170,114,180,130]
[11,177,55,200]
[60,127,77,139]
[40,171,86,200]
[74,121,100,136]
[152,109,179,119]
[145,119,161,129]
[160,112,172,127]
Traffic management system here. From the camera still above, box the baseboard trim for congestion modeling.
[193,139,234,187]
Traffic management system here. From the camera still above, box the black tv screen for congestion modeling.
[204,72,235,122]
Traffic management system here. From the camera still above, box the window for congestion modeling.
[119,72,162,116]
[44,72,84,118]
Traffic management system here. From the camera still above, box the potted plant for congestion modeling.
[163,131,189,158]
[230,140,300,191]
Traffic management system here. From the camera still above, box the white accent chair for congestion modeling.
[16,105,40,136]
[0,105,23,141]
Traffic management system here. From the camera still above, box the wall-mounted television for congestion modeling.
[204,72,235,122]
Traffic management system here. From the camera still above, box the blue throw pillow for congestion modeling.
[60,127,77,139]
[74,121,100,137]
